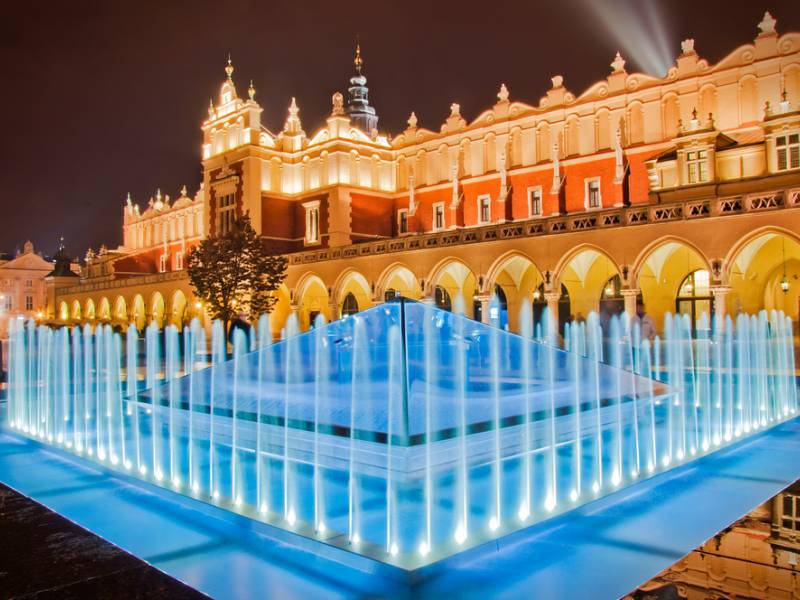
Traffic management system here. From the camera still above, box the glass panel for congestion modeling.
[695,299,711,321]
[693,270,711,296]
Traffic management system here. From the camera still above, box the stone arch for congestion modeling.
[397,155,408,190]
[784,64,800,108]
[484,132,497,172]
[169,290,188,328]
[662,93,680,139]
[376,262,422,301]
[426,257,478,318]
[536,121,552,163]
[632,237,712,326]
[739,76,759,124]
[554,245,622,320]
[84,298,96,321]
[71,300,81,321]
[295,272,331,331]
[131,294,146,331]
[485,250,544,332]
[437,144,449,183]
[725,227,800,319]
[331,269,372,315]
[699,84,717,121]
[114,296,128,323]
[150,292,166,328]
[565,114,580,157]
[628,101,645,145]
[510,127,523,167]
[98,297,111,321]
[459,138,472,177]
[268,283,292,340]
[595,108,611,151]
[58,301,69,321]
[415,149,427,186]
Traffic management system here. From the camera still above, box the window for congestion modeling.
[159,254,167,273]
[686,149,709,183]
[676,269,712,331]
[782,492,800,534]
[25,296,33,311]
[585,178,601,209]
[25,279,32,287]
[2,296,11,311]
[217,193,236,235]
[303,200,321,244]
[777,134,800,171]
[398,209,409,234]
[528,187,543,217]
[341,292,359,316]
[433,202,445,231]
[434,286,451,311]
[174,251,183,271]
[478,195,491,224]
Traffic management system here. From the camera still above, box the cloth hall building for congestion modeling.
[48,13,800,338]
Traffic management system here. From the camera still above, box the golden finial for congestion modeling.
[354,43,363,72]
[248,79,256,100]
[225,54,234,80]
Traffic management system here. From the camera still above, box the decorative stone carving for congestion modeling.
[497,83,509,103]
[331,92,344,116]
[611,51,626,73]
[681,39,695,55]
[758,11,777,35]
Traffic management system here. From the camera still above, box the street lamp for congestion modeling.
[781,238,790,294]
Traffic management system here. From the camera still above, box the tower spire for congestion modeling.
[225,54,234,79]
[354,42,363,75]
[345,40,379,137]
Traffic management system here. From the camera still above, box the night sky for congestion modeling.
[1,0,797,259]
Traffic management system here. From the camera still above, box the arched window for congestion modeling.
[384,288,399,302]
[434,286,452,312]
[490,284,509,329]
[341,292,359,316]
[600,274,624,322]
[532,283,571,335]
[676,269,712,327]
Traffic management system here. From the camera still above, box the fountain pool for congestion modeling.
[5,299,797,570]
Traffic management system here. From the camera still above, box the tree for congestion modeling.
[186,213,287,332]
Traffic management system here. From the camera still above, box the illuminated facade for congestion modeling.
[50,12,800,337]
[0,241,70,341]
[630,483,800,599]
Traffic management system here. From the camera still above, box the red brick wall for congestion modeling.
[351,192,393,240]
[208,163,244,236]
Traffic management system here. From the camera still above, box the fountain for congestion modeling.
[5,299,798,570]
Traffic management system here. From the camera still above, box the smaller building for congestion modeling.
[0,241,59,340]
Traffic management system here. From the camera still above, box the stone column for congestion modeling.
[474,293,491,324]
[710,286,730,321]
[543,292,560,336]
[328,301,340,322]
[621,288,640,320]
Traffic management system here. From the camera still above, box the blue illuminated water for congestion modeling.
[5,300,797,570]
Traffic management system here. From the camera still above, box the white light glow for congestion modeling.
[455,523,468,544]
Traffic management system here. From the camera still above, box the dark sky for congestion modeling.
[1,0,797,259]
